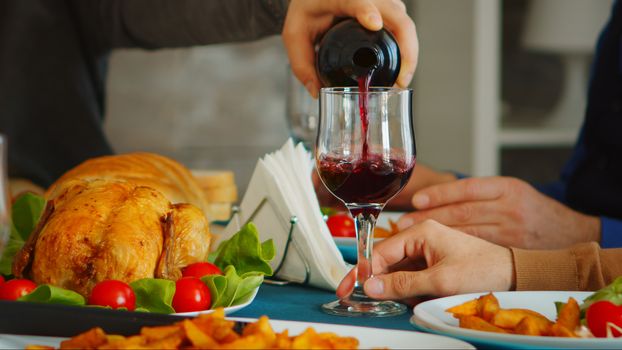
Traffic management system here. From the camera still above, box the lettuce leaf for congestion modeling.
[582,276,622,310]
[0,193,45,275]
[12,193,46,240]
[203,265,264,308]
[213,223,275,276]
[18,284,85,306]
[202,223,274,309]
[130,278,176,314]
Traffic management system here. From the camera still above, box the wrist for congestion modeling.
[504,247,516,291]
[578,213,601,243]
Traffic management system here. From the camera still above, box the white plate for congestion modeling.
[173,286,258,317]
[412,291,622,349]
[0,317,474,349]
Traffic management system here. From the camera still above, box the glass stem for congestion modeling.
[348,204,382,302]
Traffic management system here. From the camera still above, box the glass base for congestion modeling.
[321,298,407,317]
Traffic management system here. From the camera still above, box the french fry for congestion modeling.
[550,324,578,338]
[514,316,553,336]
[33,308,358,349]
[388,219,399,235]
[449,293,581,338]
[319,332,359,349]
[220,334,273,349]
[459,315,509,334]
[59,327,107,349]
[556,297,580,332]
[104,335,125,343]
[140,325,180,341]
[243,316,276,344]
[183,319,219,348]
[274,330,293,349]
[142,336,184,349]
[491,309,552,329]
[446,299,479,318]
[476,293,500,322]
[97,335,144,349]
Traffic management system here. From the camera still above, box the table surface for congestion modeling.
[233,283,414,330]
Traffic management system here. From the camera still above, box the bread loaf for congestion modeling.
[47,153,209,218]
[192,170,238,221]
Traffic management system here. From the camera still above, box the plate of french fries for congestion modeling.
[1,308,474,349]
[411,291,622,349]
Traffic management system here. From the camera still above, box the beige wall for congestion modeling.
[104,37,290,192]
[411,0,477,174]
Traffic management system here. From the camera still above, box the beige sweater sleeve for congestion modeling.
[511,242,622,291]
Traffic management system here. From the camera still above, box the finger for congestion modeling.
[452,224,519,247]
[282,22,320,98]
[412,177,505,209]
[398,201,504,227]
[331,0,383,30]
[364,270,436,299]
[336,268,356,299]
[370,223,430,274]
[377,1,418,87]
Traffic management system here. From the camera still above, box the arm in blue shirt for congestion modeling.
[536,129,622,248]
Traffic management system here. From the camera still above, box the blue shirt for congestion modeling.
[537,0,622,248]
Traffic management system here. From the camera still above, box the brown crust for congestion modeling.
[12,200,55,278]
[155,211,175,280]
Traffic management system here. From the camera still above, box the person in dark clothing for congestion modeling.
[397,0,622,249]
[0,0,418,187]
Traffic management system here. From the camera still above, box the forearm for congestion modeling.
[511,242,622,291]
[71,0,288,53]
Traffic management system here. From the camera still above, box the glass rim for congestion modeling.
[320,86,412,95]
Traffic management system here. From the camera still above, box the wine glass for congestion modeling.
[285,65,318,150]
[0,135,10,257]
[316,87,415,317]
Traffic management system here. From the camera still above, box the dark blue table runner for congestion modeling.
[234,283,414,330]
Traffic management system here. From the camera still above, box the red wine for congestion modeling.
[358,73,373,157]
[317,154,415,205]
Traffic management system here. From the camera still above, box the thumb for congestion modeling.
[364,271,433,300]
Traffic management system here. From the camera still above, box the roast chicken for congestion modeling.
[12,153,212,297]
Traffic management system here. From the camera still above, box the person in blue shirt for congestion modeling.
[396,0,622,249]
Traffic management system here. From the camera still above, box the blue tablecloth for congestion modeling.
[233,283,414,330]
[233,284,539,350]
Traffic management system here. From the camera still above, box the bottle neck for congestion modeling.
[345,45,383,79]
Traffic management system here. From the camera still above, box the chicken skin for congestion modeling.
[13,179,211,297]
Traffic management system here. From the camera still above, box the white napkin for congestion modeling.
[223,139,348,291]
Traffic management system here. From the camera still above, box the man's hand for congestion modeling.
[386,164,457,211]
[283,0,418,97]
[397,177,601,249]
[336,220,515,302]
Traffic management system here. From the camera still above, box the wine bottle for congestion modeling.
[316,19,401,87]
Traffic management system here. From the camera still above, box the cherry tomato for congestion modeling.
[182,262,222,278]
[172,277,211,313]
[0,279,37,300]
[326,213,356,237]
[88,280,136,311]
[0,275,4,284]
[586,300,622,337]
